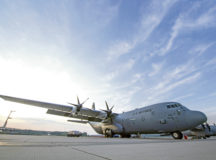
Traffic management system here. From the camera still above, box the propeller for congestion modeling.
[206,123,211,132]
[92,102,95,110]
[68,96,89,113]
[101,101,114,119]
[201,124,206,130]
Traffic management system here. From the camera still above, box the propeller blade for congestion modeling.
[206,123,211,131]
[92,102,95,110]
[81,98,89,105]
[105,101,109,110]
[110,105,114,111]
[101,109,108,112]
[201,124,205,129]
[67,102,79,107]
[77,96,80,105]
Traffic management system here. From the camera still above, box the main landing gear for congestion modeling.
[171,131,183,139]
[120,134,131,138]
[104,129,131,138]
[105,129,113,138]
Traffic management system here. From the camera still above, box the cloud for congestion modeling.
[162,72,201,93]
[205,57,216,66]
[132,73,143,83]
[159,18,182,56]
[103,58,136,81]
[74,1,120,28]
[140,59,201,105]
[107,0,178,61]
[154,60,196,90]
[107,41,136,60]
[189,42,215,55]
[104,85,142,112]
[159,5,216,56]
[185,6,216,28]
[144,72,201,105]
[138,0,177,41]
[148,61,165,77]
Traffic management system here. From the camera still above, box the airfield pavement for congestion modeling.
[0,134,216,160]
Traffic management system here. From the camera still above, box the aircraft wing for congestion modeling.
[46,109,102,122]
[0,95,106,121]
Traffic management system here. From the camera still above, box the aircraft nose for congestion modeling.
[192,111,207,124]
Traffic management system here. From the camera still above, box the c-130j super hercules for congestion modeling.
[0,95,207,139]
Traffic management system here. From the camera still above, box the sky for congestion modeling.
[0,0,216,134]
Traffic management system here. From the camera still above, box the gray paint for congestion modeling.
[89,102,207,135]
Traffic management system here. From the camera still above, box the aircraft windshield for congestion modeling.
[167,103,181,109]
[167,103,190,111]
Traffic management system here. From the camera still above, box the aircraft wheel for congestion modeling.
[121,134,131,138]
[171,131,183,139]
[105,129,113,138]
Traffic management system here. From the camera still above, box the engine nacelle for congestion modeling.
[101,123,123,134]
[71,106,78,115]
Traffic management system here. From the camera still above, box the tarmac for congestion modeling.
[0,134,216,160]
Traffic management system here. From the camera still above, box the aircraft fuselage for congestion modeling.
[89,102,207,137]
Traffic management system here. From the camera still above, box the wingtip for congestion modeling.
[0,94,6,99]
[0,94,10,99]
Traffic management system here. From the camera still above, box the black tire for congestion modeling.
[121,134,131,138]
[171,131,183,139]
[105,129,113,138]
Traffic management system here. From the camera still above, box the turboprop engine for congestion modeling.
[99,101,123,137]
[101,123,123,137]
[68,96,89,115]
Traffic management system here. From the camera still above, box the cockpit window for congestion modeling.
[167,103,182,109]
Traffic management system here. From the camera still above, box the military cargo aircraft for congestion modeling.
[0,95,207,139]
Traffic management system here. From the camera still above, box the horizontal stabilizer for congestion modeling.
[67,120,88,124]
